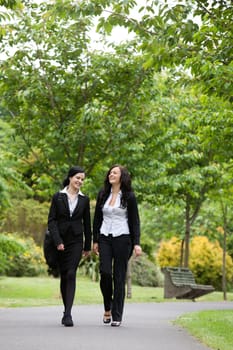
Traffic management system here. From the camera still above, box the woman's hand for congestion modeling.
[93,243,99,255]
[134,245,142,257]
[57,243,65,251]
[83,250,91,257]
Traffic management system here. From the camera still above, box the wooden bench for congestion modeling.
[162,267,215,300]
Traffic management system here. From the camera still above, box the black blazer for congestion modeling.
[48,192,92,251]
[93,190,140,246]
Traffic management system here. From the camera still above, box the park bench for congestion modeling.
[162,267,215,301]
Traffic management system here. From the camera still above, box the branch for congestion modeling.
[189,186,207,225]
[101,9,156,36]
[196,0,214,17]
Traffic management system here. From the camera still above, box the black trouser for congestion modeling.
[59,238,83,317]
[99,234,132,322]
[60,269,77,317]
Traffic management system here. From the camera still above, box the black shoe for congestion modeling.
[61,312,65,325]
[63,315,73,327]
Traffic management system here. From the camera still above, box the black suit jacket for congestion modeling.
[48,191,92,251]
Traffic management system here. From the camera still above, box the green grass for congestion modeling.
[0,275,233,307]
[175,310,233,350]
[0,275,165,307]
[0,276,61,307]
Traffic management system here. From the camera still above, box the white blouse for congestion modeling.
[100,191,130,237]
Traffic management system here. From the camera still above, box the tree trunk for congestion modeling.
[184,199,191,267]
[223,228,227,300]
[180,239,184,267]
[126,257,132,298]
[221,201,227,301]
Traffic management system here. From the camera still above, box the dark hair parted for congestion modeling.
[99,164,133,208]
[62,166,85,187]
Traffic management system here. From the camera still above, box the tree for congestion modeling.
[1,0,233,275]
[0,0,154,199]
[0,119,29,219]
[206,169,233,300]
[136,73,233,266]
[94,0,233,101]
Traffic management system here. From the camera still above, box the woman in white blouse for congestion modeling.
[93,165,142,327]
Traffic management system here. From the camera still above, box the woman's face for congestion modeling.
[69,172,85,191]
[108,167,121,186]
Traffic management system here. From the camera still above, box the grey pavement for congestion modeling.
[0,301,232,350]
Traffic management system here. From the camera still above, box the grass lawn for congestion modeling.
[175,310,233,350]
[1,275,233,350]
[0,275,233,307]
[0,274,165,307]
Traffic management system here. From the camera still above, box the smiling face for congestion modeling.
[69,172,85,192]
[108,166,121,186]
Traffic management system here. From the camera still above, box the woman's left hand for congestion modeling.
[134,245,142,257]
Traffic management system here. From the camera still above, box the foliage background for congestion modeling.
[0,0,233,292]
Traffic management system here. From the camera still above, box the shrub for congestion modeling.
[157,235,233,290]
[1,199,50,245]
[79,252,99,282]
[0,233,47,276]
[131,253,163,287]
[156,236,181,267]
[0,250,7,275]
[189,236,233,290]
[78,251,163,287]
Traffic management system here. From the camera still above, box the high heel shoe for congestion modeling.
[111,321,121,327]
[103,311,111,324]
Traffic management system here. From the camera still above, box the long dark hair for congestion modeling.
[99,164,133,208]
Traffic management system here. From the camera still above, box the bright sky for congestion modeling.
[90,0,148,50]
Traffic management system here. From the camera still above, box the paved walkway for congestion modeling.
[0,301,232,350]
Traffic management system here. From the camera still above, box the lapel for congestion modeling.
[58,192,70,213]
[72,194,84,216]
[58,192,85,216]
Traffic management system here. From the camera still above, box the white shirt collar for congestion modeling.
[60,186,85,196]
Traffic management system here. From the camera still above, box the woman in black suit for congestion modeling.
[48,166,92,327]
[93,165,142,327]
